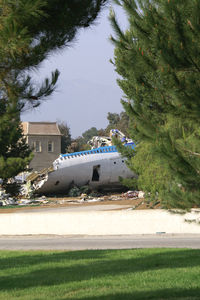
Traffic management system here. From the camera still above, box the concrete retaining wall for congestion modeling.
[0,209,200,235]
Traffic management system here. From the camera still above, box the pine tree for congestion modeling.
[0,0,106,183]
[110,0,200,209]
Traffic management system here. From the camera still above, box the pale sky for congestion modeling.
[21,3,128,138]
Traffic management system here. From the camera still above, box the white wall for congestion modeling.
[0,209,200,235]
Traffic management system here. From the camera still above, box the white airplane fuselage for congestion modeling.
[34,145,136,194]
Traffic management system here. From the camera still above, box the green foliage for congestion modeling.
[3,182,21,197]
[105,111,130,136]
[82,127,99,143]
[0,0,106,182]
[68,127,100,153]
[0,106,32,179]
[111,0,200,208]
[66,111,130,153]
[68,185,91,197]
[80,115,131,150]
[67,137,91,153]
[119,176,138,189]
[68,186,81,197]
[58,121,71,154]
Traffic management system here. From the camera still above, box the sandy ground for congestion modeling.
[0,193,161,214]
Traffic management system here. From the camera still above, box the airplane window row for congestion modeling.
[61,147,117,160]
[113,160,125,165]
[60,155,125,163]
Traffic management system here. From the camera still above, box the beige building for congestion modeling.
[22,122,61,171]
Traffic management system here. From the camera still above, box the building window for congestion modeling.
[48,141,54,152]
[34,141,41,152]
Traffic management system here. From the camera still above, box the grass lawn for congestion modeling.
[0,248,200,299]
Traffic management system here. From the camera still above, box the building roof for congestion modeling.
[22,122,61,136]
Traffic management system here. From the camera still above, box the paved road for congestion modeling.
[0,234,200,250]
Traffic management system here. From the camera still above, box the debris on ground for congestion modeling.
[138,191,145,198]
[0,186,16,206]
[0,184,49,207]
[20,180,34,199]
[47,189,145,206]
[122,190,145,199]
[0,178,150,210]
